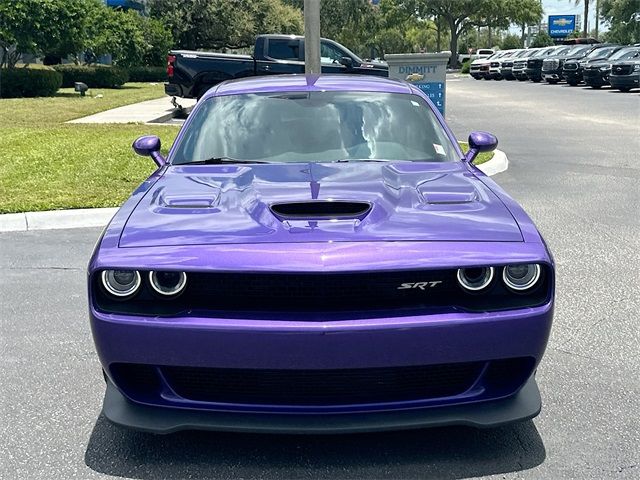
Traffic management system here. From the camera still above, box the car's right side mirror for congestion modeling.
[339,56,354,69]
[465,131,498,163]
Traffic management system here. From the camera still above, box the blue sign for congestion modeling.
[414,82,445,115]
[548,15,576,38]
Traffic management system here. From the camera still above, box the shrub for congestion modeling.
[53,65,129,88]
[0,68,62,98]
[126,66,166,82]
[461,60,471,74]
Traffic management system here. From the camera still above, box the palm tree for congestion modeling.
[575,0,591,37]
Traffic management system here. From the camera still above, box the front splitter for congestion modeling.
[101,378,541,435]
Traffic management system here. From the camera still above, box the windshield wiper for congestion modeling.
[180,156,269,165]
[332,158,411,163]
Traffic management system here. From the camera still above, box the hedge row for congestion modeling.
[0,65,166,98]
[127,66,166,82]
[0,69,62,98]
[53,64,130,88]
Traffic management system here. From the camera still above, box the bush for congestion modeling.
[126,66,166,82]
[53,65,129,88]
[0,68,62,98]
[461,60,471,74]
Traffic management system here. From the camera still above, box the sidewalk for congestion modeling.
[67,96,196,124]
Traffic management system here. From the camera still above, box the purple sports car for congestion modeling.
[89,75,554,434]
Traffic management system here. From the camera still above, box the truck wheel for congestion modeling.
[532,78,542,83]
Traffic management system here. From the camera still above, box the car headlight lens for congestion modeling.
[149,271,187,296]
[600,64,611,71]
[633,64,640,72]
[503,264,541,291]
[101,269,141,298]
[457,267,494,292]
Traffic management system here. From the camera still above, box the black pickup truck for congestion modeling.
[165,34,389,99]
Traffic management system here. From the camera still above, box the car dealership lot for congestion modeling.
[1,77,638,479]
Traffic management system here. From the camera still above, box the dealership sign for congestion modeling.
[548,15,576,38]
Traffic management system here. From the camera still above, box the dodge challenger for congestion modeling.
[88,74,554,434]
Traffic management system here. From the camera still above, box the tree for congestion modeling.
[574,0,593,37]
[530,30,554,47]
[505,0,543,45]
[600,0,639,44]
[0,0,97,68]
[501,33,522,49]
[148,0,303,51]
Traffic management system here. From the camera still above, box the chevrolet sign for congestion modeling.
[549,15,576,38]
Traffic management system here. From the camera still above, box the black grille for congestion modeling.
[563,63,578,71]
[161,362,483,405]
[612,65,633,75]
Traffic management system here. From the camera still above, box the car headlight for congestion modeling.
[149,271,187,296]
[600,64,611,71]
[502,264,541,292]
[101,270,141,298]
[457,267,494,292]
[633,65,640,72]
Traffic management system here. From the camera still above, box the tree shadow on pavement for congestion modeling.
[84,414,545,479]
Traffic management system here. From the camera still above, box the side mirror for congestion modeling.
[132,135,165,167]
[339,56,354,69]
[465,131,498,163]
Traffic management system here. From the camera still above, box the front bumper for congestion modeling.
[103,375,542,434]
[91,300,553,433]
[583,70,609,86]
[609,74,640,89]
[542,71,561,81]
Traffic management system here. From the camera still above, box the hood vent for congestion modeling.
[270,201,372,220]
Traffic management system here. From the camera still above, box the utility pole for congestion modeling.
[304,0,321,74]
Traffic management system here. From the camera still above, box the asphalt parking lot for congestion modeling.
[1,76,638,479]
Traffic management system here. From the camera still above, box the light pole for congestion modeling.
[304,0,321,74]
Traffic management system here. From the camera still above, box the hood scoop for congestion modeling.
[270,201,372,221]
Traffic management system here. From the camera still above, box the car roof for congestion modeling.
[207,74,412,99]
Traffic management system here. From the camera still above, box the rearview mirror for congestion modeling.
[339,56,354,69]
[132,135,165,167]
[465,131,498,163]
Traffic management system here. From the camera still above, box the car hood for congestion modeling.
[119,162,523,247]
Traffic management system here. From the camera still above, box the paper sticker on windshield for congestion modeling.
[433,144,446,156]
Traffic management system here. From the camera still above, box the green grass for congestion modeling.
[0,82,178,213]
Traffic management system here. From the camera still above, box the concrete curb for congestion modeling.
[476,149,509,176]
[0,207,117,233]
[0,151,509,233]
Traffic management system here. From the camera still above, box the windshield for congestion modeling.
[553,47,572,56]
[608,47,640,61]
[566,45,591,56]
[171,91,460,165]
[586,46,617,58]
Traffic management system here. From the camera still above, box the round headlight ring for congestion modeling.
[101,269,141,298]
[457,266,495,292]
[148,271,187,297]
[503,263,541,292]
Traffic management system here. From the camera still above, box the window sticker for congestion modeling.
[433,144,446,156]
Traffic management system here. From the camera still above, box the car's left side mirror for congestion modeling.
[339,56,354,69]
[132,135,165,167]
[464,131,498,163]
